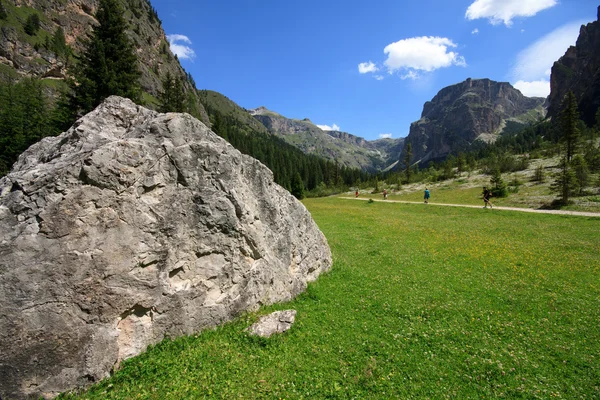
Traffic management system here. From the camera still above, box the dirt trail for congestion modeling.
[339,197,600,218]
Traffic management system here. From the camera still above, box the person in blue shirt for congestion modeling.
[424,188,430,204]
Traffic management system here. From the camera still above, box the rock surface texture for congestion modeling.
[403,78,546,164]
[247,310,297,338]
[548,8,600,127]
[0,97,332,400]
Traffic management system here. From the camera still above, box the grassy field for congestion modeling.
[60,198,600,399]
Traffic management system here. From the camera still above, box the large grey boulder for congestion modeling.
[0,96,331,399]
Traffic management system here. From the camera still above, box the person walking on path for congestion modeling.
[355,190,359,198]
[483,186,493,208]
[383,189,388,200]
[424,188,430,204]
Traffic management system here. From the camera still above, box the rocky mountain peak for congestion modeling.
[249,106,280,116]
[404,78,546,164]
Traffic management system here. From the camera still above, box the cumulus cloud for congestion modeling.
[514,80,550,97]
[317,123,341,131]
[379,133,393,139]
[466,0,557,26]
[472,28,480,34]
[166,34,196,60]
[383,36,466,79]
[358,61,378,74]
[510,21,583,97]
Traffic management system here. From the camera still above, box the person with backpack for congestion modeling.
[483,186,493,208]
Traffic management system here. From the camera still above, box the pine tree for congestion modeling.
[490,169,507,197]
[551,156,578,204]
[570,155,589,195]
[69,0,141,115]
[559,91,580,162]
[24,13,41,36]
[51,27,71,59]
[173,76,184,112]
[291,172,305,199]
[158,72,185,113]
[158,71,174,113]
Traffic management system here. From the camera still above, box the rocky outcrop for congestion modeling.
[548,8,600,126]
[250,106,403,171]
[403,78,546,164]
[0,96,331,399]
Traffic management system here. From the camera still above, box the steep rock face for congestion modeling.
[548,9,600,126]
[403,78,546,164]
[0,0,208,122]
[250,107,403,171]
[0,97,331,400]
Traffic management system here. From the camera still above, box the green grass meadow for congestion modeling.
[61,198,600,399]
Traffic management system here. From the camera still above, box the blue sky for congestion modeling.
[149,0,597,141]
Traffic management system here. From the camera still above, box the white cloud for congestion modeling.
[317,123,341,131]
[383,36,466,78]
[375,75,384,81]
[379,133,393,139]
[514,80,550,97]
[472,28,480,34]
[511,21,583,83]
[401,70,419,80]
[466,0,557,26]
[358,61,378,74]
[167,34,196,60]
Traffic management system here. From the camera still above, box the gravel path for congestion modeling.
[339,197,600,218]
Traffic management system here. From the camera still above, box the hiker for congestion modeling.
[483,186,493,208]
[355,190,359,198]
[424,188,430,204]
[383,189,388,200]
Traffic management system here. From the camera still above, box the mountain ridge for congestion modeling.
[248,105,404,171]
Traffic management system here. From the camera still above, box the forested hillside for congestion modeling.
[198,90,372,197]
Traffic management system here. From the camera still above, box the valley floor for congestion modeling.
[340,197,600,218]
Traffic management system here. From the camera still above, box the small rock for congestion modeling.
[247,310,297,338]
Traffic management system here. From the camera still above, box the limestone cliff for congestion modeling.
[403,78,546,164]
[548,7,600,126]
[0,97,331,399]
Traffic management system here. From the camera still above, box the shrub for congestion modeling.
[533,165,545,183]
